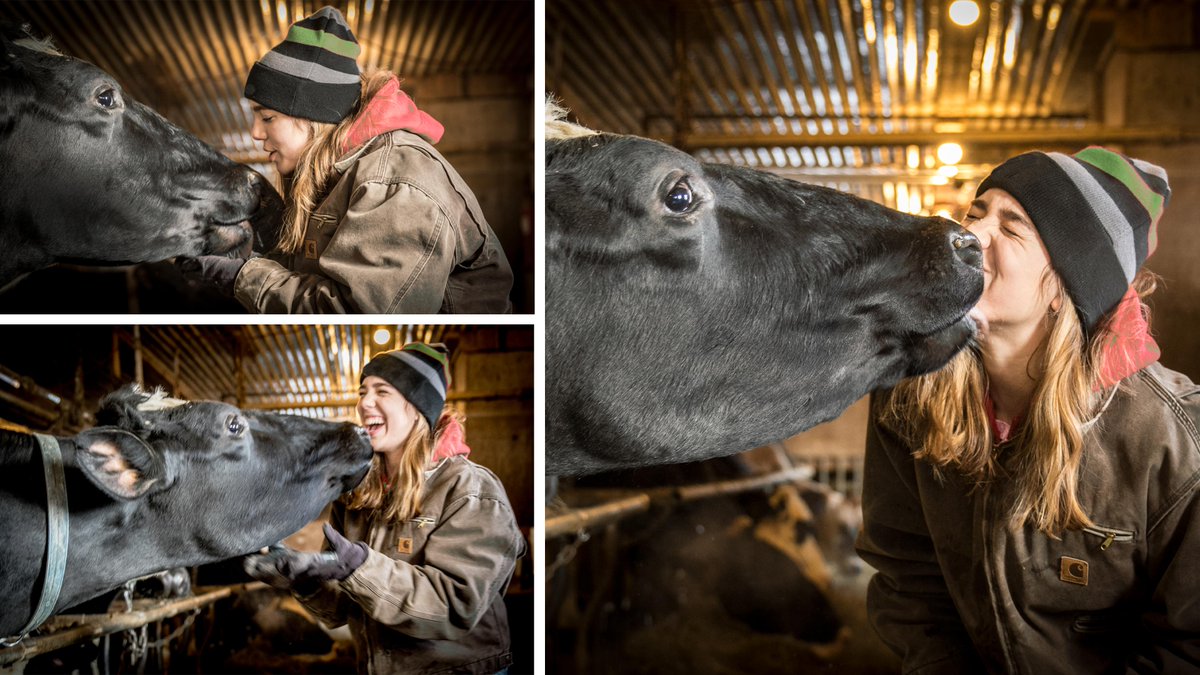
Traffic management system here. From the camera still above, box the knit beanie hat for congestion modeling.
[361,343,450,431]
[244,6,361,124]
[975,146,1170,333]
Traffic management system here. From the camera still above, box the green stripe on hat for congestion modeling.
[287,25,361,58]
[403,343,450,381]
[1074,147,1165,223]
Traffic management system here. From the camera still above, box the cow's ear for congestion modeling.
[74,428,168,500]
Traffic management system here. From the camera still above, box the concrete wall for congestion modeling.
[410,73,535,313]
[451,326,535,530]
[1103,2,1200,380]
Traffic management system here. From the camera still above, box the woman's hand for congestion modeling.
[243,524,368,593]
[175,255,247,296]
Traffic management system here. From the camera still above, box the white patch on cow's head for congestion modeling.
[545,97,599,141]
[133,386,188,412]
[13,35,61,56]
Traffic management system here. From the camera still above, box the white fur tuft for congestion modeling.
[133,385,188,412]
[545,96,600,141]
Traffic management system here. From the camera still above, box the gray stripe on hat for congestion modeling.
[392,351,447,399]
[1129,157,1168,184]
[257,50,360,85]
[1047,152,1137,283]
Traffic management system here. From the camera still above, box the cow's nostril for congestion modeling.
[950,229,982,268]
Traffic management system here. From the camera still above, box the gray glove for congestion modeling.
[176,255,246,297]
[243,524,368,594]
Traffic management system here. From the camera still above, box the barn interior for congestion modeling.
[0,324,533,674]
[0,0,534,314]
[546,1,1200,672]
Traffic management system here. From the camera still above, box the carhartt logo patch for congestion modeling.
[397,538,413,555]
[304,240,319,259]
[1060,556,1089,585]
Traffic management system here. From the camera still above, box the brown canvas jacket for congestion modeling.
[295,456,526,674]
[858,362,1200,674]
[234,130,513,314]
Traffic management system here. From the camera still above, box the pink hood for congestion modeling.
[342,76,444,155]
[1096,286,1160,389]
[431,416,471,463]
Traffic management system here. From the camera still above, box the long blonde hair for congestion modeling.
[344,408,465,523]
[276,69,397,254]
[882,270,1157,535]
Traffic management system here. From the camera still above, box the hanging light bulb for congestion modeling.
[937,142,964,166]
[949,0,980,27]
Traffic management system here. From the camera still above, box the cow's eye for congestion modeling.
[225,414,246,436]
[96,88,118,109]
[665,182,693,213]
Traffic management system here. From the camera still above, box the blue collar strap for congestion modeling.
[2,433,70,645]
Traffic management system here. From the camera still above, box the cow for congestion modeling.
[545,103,982,475]
[0,386,372,638]
[0,24,283,291]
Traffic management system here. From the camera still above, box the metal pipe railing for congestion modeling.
[0,583,263,667]
[544,465,813,539]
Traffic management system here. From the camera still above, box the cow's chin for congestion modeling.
[902,313,977,377]
[202,221,254,255]
[343,465,372,493]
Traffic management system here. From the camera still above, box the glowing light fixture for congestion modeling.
[949,0,980,27]
[937,142,964,166]
[373,328,392,346]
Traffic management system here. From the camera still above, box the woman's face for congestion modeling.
[357,375,421,454]
[962,188,1060,338]
[249,104,310,176]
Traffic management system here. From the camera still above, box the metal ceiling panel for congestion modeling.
[547,0,1152,215]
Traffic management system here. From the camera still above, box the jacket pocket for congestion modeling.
[1071,609,1131,635]
[1081,525,1136,551]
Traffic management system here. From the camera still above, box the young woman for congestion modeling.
[181,7,513,313]
[247,343,524,674]
[857,148,1200,672]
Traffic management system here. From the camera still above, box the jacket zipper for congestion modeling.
[412,516,436,529]
[981,483,1021,674]
[1081,525,1135,551]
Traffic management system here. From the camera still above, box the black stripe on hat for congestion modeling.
[1132,163,1171,208]
[273,40,361,76]
[295,6,357,41]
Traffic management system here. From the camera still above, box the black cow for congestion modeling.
[0,25,283,290]
[0,387,372,638]
[546,107,982,475]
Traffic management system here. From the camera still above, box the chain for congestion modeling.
[125,624,147,666]
[546,529,591,579]
[144,610,198,649]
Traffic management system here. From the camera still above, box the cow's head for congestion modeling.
[546,114,982,474]
[0,25,284,287]
[79,386,372,553]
